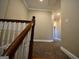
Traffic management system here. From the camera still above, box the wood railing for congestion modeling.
[0,16,35,59]
[0,19,32,23]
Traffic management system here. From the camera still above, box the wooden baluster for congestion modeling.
[8,22,13,44]
[7,22,11,46]
[12,22,16,42]
[0,22,4,46]
[2,22,7,46]
[17,23,20,36]
[4,22,9,46]
[20,41,24,59]
[7,22,13,44]
[0,22,3,46]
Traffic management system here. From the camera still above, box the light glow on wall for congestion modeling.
[54,21,57,27]
[57,12,61,16]
[52,15,54,19]
[40,0,43,2]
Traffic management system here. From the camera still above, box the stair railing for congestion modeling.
[0,16,35,59]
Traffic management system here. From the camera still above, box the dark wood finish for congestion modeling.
[28,16,35,59]
[2,23,32,59]
[0,19,32,23]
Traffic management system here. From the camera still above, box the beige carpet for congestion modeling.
[32,42,70,59]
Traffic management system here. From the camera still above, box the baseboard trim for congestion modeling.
[33,39,54,42]
[60,46,79,59]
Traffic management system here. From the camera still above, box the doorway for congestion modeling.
[52,12,61,41]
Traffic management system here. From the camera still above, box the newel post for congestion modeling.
[31,16,35,40]
[28,16,35,59]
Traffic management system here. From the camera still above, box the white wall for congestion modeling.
[61,0,79,57]
[0,0,8,18]
[0,0,28,19]
[29,10,53,40]
[6,0,28,19]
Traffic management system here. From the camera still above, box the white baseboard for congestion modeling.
[33,39,54,42]
[60,46,79,59]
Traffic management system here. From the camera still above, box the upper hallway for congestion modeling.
[0,0,79,59]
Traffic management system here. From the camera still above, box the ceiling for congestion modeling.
[25,0,61,11]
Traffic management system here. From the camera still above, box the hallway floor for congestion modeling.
[32,42,70,59]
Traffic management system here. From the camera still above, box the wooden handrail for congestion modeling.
[0,19,32,23]
[2,23,32,58]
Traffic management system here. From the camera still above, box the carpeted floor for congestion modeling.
[32,42,70,59]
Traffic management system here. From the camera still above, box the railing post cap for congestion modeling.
[32,16,35,19]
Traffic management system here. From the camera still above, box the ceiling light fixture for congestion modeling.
[40,0,43,2]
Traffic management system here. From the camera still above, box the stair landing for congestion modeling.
[32,42,70,59]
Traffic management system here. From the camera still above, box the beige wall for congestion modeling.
[0,0,8,18]
[0,0,28,19]
[28,10,52,40]
[61,0,79,57]
[6,0,28,19]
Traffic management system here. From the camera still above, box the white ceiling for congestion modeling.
[25,0,61,11]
